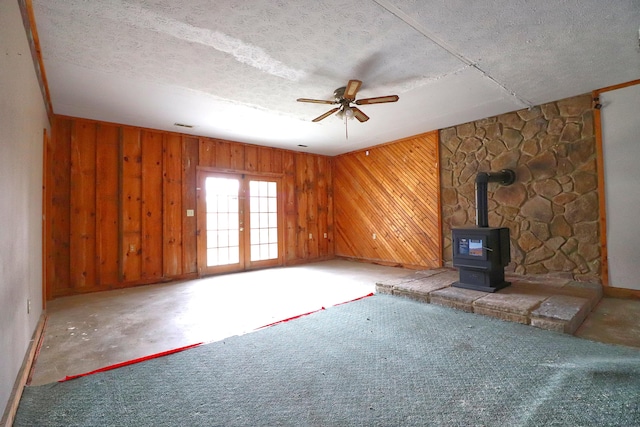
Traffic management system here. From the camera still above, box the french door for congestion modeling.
[197,171,283,275]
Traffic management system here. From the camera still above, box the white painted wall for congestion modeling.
[600,83,640,290]
[0,0,50,418]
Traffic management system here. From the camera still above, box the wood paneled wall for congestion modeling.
[333,131,441,269]
[198,138,334,265]
[47,117,333,298]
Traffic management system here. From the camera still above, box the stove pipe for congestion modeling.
[476,169,516,227]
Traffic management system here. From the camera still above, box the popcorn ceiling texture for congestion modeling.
[33,0,458,118]
[30,1,640,154]
[440,94,600,283]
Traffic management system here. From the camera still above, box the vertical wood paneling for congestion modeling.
[230,142,245,170]
[334,131,441,268]
[283,152,297,262]
[47,116,335,297]
[295,153,309,260]
[326,157,335,258]
[69,121,97,289]
[271,149,283,174]
[95,123,119,286]
[50,118,71,296]
[306,155,319,259]
[259,147,272,173]
[317,156,329,257]
[141,131,163,280]
[163,134,183,276]
[215,140,232,169]
[283,152,296,215]
[121,127,142,282]
[182,136,199,274]
[245,145,258,171]
[199,138,216,167]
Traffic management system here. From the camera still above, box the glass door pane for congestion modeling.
[248,180,278,262]
[205,177,241,267]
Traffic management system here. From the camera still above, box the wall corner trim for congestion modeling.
[0,313,47,427]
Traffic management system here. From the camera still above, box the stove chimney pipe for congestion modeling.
[475,169,516,227]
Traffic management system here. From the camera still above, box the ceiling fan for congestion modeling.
[297,79,399,123]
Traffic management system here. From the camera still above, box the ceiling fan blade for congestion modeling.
[355,95,399,105]
[344,80,362,100]
[312,108,340,122]
[297,98,335,105]
[352,107,369,122]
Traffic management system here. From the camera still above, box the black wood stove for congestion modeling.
[451,169,515,293]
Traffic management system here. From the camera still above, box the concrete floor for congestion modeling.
[29,260,640,386]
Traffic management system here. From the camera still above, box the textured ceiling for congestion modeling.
[32,0,640,155]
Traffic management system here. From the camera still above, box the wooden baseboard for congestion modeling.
[0,313,47,427]
[602,286,640,300]
[335,255,429,271]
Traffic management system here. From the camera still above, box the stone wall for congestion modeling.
[440,93,600,283]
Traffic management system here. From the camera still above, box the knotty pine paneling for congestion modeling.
[140,131,163,280]
[120,127,143,282]
[49,118,71,296]
[95,123,119,286]
[48,118,200,297]
[69,121,97,289]
[334,131,441,269]
[47,116,333,298]
[197,136,333,265]
[162,134,183,277]
[181,137,199,274]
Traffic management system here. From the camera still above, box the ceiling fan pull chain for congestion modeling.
[345,116,349,139]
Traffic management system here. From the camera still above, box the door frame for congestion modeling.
[196,169,285,277]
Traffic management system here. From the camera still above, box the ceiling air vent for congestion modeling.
[173,122,195,129]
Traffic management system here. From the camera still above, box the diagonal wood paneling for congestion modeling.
[334,131,441,268]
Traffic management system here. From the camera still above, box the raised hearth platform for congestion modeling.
[376,268,602,334]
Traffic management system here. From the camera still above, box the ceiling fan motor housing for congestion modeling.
[297,80,398,123]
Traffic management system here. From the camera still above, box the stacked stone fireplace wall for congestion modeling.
[440,93,600,283]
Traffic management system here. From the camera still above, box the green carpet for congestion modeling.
[15,295,640,426]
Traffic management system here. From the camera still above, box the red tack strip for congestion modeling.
[256,307,326,330]
[255,292,375,330]
[56,292,376,383]
[58,342,204,382]
[334,292,374,306]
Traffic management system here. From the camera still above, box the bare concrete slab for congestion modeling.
[575,298,640,348]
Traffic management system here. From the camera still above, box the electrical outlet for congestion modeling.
[129,244,136,253]
[324,233,328,239]
[373,233,377,240]
[309,233,313,240]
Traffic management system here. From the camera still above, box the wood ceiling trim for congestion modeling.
[18,0,53,121]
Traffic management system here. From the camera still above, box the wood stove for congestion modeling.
[451,169,515,293]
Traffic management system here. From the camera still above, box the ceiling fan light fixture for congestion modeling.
[297,79,399,124]
[344,106,354,119]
